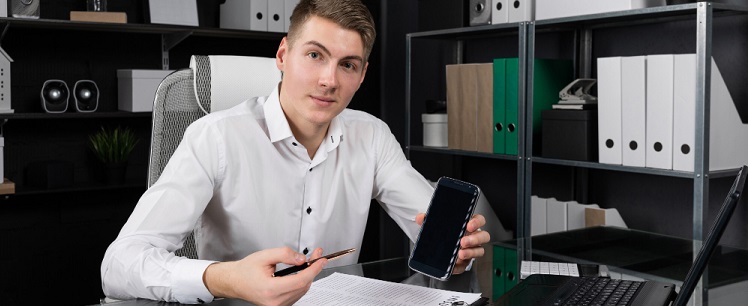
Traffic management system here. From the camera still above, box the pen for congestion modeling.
[272,248,356,277]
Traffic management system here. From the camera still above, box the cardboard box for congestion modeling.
[117,69,174,112]
[541,109,598,161]
[70,11,127,23]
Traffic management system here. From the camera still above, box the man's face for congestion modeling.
[276,16,368,129]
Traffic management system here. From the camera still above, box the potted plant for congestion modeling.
[89,126,139,183]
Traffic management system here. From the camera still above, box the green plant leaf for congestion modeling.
[89,126,139,163]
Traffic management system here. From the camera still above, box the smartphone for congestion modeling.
[408,177,481,281]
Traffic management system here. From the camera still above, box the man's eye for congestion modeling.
[309,52,319,59]
[343,63,356,70]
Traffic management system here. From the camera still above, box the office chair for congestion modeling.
[148,55,282,259]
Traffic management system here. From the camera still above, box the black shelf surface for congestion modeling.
[9,179,146,197]
[407,145,520,161]
[496,227,748,288]
[407,22,521,41]
[0,17,287,40]
[532,156,741,179]
[0,111,152,120]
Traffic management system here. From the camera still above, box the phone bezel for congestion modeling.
[408,177,481,281]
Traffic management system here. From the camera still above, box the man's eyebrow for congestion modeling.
[304,40,364,63]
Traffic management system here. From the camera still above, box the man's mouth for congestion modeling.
[311,95,335,104]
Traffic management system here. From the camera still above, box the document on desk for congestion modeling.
[294,272,482,306]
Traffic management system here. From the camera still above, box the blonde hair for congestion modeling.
[287,0,376,62]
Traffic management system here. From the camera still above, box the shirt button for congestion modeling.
[309,168,313,172]
[292,142,298,146]
[307,207,312,214]
[303,248,309,255]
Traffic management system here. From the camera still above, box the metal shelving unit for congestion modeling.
[405,2,748,305]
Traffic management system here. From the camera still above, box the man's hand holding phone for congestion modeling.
[415,213,490,274]
[409,177,491,280]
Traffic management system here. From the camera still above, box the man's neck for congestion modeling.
[289,120,329,159]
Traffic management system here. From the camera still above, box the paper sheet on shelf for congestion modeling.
[295,272,482,306]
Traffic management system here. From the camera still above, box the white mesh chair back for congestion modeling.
[148,55,280,259]
[190,55,281,114]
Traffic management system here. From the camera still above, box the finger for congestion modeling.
[461,230,491,248]
[458,246,485,260]
[467,214,486,232]
[415,213,426,226]
[259,247,306,266]
[295,257,327,282]
[308,248,324,261]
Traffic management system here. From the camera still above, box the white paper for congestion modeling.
[295,272,482,306]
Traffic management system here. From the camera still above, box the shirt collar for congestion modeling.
[263,84,294,143]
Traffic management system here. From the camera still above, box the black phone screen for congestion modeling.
[410,178,478,278]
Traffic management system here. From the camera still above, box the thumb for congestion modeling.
[257,247,307,266]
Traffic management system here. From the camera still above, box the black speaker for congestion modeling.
[11,0,40,19]
[73,80,99,112]
[41,80,69,113]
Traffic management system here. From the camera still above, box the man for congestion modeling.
[101,0,490,305]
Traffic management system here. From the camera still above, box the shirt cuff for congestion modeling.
[172,259,217,304]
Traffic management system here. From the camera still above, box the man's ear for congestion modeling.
[276,37,288,71]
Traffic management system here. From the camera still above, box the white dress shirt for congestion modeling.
[100,86,434,304]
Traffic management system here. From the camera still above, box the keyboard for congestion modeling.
[552,277,643,306]
[520,261,580,279]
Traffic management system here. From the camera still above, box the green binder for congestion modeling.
[505,58,520,155]
[492,244,519,301]
[493,58,507,154]
[492,58,573,156]
[531,60,574,154]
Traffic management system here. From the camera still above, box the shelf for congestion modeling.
[407,22,521,40]
[533,2,748,30]
[532,157,693,178]
[0,17,286,41]
[407,146,519,161]
[7,179,146,197]
[0,111,152,120]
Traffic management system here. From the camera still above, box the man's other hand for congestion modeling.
[415,213,490,274]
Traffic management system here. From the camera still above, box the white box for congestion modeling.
[221,0,268,31]
[117,69,174,112]
[422,113,448,147]
[536,0,665,21]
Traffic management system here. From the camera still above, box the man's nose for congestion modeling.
[319,63,338,88]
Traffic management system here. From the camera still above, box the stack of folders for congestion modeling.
[530,196,627,236]
[220,0,299,33]
[445,59,573,156]
[597,54,748,171]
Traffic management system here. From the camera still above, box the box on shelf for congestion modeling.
[422,113,448,147]
[541,109,598,162]
[536,0,666,21]
[70,11,127,23]
[117,69,174,112]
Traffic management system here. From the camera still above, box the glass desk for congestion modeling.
[101,257,488,306]
[492,226,748,305]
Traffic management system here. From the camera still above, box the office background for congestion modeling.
[0,0,747,304]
